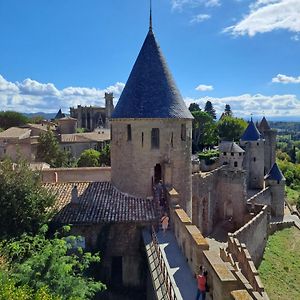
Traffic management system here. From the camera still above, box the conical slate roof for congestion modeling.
[265,163,285,181]
[259,116,271,132]
[219,141,244,153]
[55,109,65,120]
[241,119,261,141]
[112,30,193,119]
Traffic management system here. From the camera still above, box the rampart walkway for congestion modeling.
[143,229,211,300]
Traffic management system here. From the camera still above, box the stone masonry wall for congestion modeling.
[41,167,111,183]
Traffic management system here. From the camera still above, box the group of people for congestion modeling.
[155,180,170,233]
[196,266,209,300]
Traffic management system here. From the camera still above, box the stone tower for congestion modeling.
[110,24,193,216]
[240,119,264,189]
[265,162,285,218]
[105,92,114,128]
[258,116,276,174]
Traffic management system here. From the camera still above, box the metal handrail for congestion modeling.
[151,226,177,300]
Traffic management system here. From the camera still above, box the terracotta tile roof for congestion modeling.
[44,181,157,224]
[60,131,110,143]
[0,127,31,139]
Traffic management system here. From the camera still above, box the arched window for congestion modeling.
[234,161,238,168]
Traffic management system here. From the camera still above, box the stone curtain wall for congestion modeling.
[247,187,271,206]
[41,167,111,183]
[231,205,269,266]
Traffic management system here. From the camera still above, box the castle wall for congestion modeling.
[231,205,269,266]
[41,167,111,183]
[216,169,247,227]
[111,119,192,216]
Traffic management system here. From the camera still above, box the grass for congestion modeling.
[259,227,300,300]
[286,186,300,206]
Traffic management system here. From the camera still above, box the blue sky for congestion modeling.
[0,0,300,120]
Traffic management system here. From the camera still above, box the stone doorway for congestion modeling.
[154,163,162,184]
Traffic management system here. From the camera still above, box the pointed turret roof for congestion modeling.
[258,116,271,132]
[111,29,193,119]
[241,119,261,141]
[55,109,65,120]
[265,163,285,181]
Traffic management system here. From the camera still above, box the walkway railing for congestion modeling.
[151,226,177,300]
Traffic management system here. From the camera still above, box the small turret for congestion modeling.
[265,163,285,218]
[240,119,264,189]
[219,141,245,170]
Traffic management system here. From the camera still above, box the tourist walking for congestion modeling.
[195,266,206,300]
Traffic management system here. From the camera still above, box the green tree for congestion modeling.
[204,101,216,119]
[296,151,300,164]
[224,104,232,116]
[37,129,69,167]
[217,116,247,141]
[99,144,111,166]
[0,111,29,130]
[77,149,100,167]
[188,103,201,112]
[0,225,105,299]
[0,159,55,238]
[192,111,217,152]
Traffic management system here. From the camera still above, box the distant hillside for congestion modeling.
[269,121,300,133]
[23,112,61,120]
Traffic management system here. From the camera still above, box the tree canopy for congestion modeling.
[204,101,216,120]
[99,144,111,166]
[0,225,105,299]
[77,149,100,167]
[217,116,248,141]
[37,129,70,167]
[0,159,55,238]
[0,111,29,130]
[188,103,201,112]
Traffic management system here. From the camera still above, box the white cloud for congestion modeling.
[225,0,300,36]
[171,0,220,11]
[17,78,60,96]
[272,74,300,83]
[185,93,300,117]
[195,84,214,91]
[0,74,125,113]
[291,34,299,41]
[190,14,211,23]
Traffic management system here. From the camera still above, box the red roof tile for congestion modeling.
[44,182,157,224]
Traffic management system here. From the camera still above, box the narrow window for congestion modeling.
[223,152,227,156]
[151,128,160,149]
[253,157,256,162]
[127,124,132,141]
[110,125,113,141]
[142,132,144,147]
[181,124,186,141]
[231,152,234,156]
[234,162,238,167]
[239,153,242,156]
[171,132,174,148]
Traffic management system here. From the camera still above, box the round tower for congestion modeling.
[240,119,265,189]
[258,116,276,174]
[265,163,285,218]
[110,26,193,216]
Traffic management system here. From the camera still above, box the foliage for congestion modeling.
[191,111,218,152]
[76,128,88,133]
[37,129,70,167]
[99,144,111,166]
[0,159,55,238]
[0,225,105,299]
[0,111,29,130]
[30,115,44,124]
[224,104,232,116]
[204,101,216,119]
[188,103,201,112]
[217,116,247,141]
[77,149,100,167]
[0,274,61,300]
[259,227,300,300]
[198,150,220,165]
